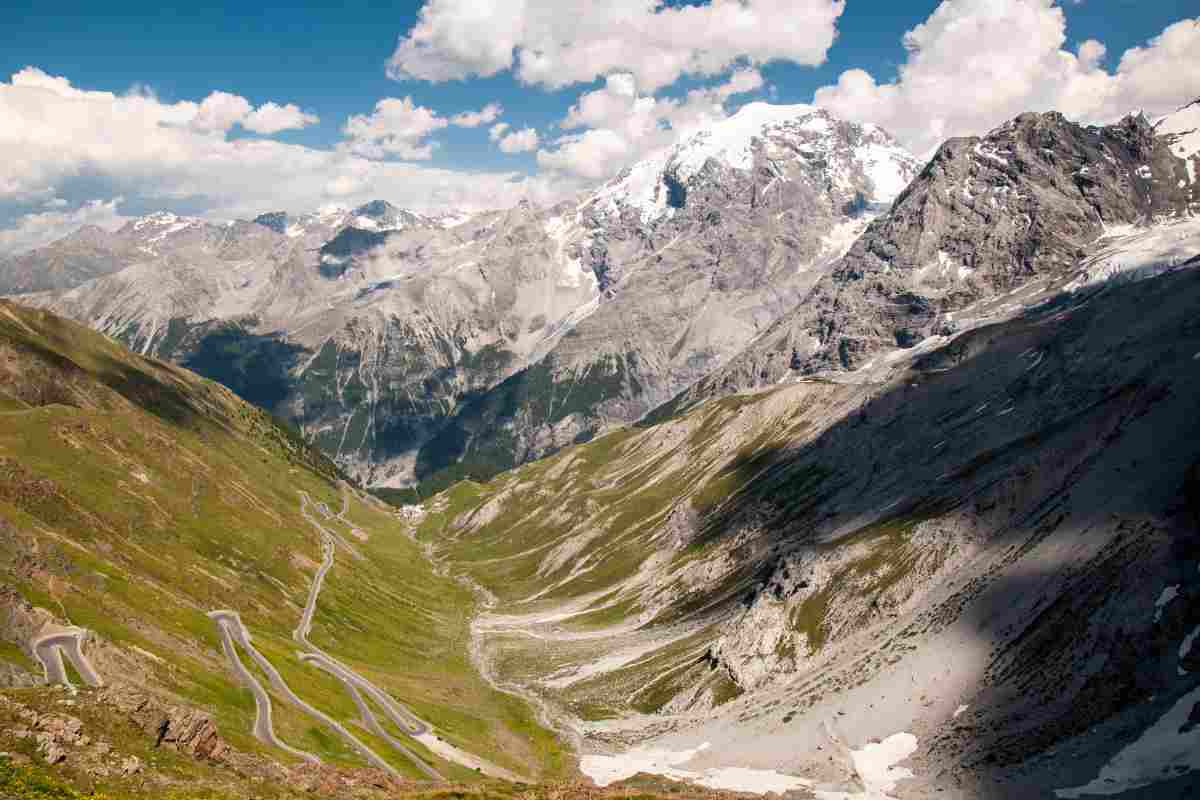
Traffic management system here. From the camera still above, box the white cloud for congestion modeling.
[538,128,636,180]
[717,67,766,99]
[191,91,253,132]
[0,67,564,249]
[537,69,759,180]
[497,127,539,153]
[387,0,844,92]
[243,102,319,134]
[488,122,510,141]
[813,2,1200,156]
[186,92,319,135]
[451,102,502,127]
[341,96,448,159]
[0,197,127,256]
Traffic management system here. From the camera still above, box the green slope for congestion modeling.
[0,300,568,796]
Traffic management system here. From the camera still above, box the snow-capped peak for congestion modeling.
[590,103,919,225]
[1156,98,1200,184]
[123,211,205,240]
[130,211,184,230]
[670,102,818,181]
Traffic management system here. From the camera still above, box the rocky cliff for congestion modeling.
[675,106,1200,407]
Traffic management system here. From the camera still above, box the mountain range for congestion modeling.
[3,104,920,494]
[2,97,1200,799]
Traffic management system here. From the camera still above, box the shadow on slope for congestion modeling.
[657,268,1200,790]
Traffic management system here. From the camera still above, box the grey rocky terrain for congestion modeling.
[674,107,1200,409]
[2,91,1200,798]
[9,105,918,491]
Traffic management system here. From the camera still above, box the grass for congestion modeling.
[0,300,568,787]
[0,638,36,672]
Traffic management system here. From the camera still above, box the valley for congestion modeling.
[1,96,1199,799]
[0,299,568,797]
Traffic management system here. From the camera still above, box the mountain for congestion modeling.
[412,106,919,492]
[11,105,919,492]
[0,299,570,797]
[671,106,1200,410]
[393,102,1200,798]
[3,97,1200,799]
[0,224,136,294]
[417,230,1200,798]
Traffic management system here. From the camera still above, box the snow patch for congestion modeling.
[580,743,812,795]
[671,102,816,181]
[1055,686,1200,798]
[1156,100,1200,168]
[593,155,674,224]
[582,733,918,799]
[1180,625,1199,676]
[857,142,912,202]
[973,142,1009,167]
[814,733,920,800]
[1082,216,1200,289]
[1154,585,1179,623]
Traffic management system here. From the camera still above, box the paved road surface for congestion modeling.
[209,490,528,783]
[208,611,320,764]
[33,628,103,688]
[209,609,403,778]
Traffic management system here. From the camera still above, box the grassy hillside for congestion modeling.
[0,300,568,797]
[415,265,1200,756]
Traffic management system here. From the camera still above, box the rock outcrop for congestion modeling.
[679,106,1200,404]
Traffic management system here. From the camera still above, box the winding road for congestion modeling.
[208,608,404,776]
[33,628,103,688]
[210,486,521,782]
[208,610,320,764]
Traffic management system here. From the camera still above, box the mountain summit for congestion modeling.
[10,104,921,491]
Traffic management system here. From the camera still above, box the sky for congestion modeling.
[0,0,1198,255]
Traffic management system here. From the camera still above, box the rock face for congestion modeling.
[440,258,1200,796]
[0,224,136,294]
[12,105,918,490]
[678,107,1200,404]
[96,686,230,761]
[408,106,920,487]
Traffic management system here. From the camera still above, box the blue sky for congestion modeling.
[0,1,1198,253]
[2,0,1193,170]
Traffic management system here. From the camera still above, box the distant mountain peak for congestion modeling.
[1155,97,1200,169]
[591,103,919,225]
[253,211,289,234]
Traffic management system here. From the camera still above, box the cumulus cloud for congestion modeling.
[185,89,318,135]
[488,122,510,141]
[537,69,762,180]
[0,197,127,256]
[243,102,320,134]
[190,91,253,132]
[451,102,503,127]
[0,67,563,249]
[813,2,1200,156]
[387,0,844,92]
[497,127,539,153]
[341,96,448,159]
